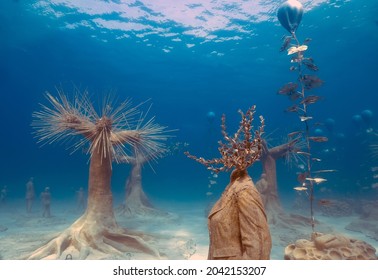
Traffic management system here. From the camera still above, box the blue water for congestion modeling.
[0,0,377,205]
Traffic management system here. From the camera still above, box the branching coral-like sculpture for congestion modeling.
[185,106,271,260]
[28,90,169,259]
[277,0,334,232]
[185,105,265,173]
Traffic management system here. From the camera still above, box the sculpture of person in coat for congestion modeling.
[186,106,272,259]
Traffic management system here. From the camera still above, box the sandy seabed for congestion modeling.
[0,198,377,260]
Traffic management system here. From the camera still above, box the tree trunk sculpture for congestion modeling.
[27,92,168,259]
[118,149,173,218]
[255,139,315,228]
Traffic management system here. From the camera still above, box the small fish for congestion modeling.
[318,199,332,206]
[300,95,322,105]
[312,158,322,162]
[306,177,327,184]
[308,136,328,142]
[300,116,313,122]
[314,122,324,126]
[303,38,312,44]
[209,180,217,185]
[206,192,213,196]
[294,186,308,191]
[287,45,308,55]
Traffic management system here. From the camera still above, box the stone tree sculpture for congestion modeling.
[256,139,300,222]
[117,146,173,218]
[28,91,169,259]
[185,105,272,260]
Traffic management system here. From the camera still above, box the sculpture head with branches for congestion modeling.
[185,105,264,179]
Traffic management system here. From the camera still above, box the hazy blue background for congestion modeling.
[0,0,377,206]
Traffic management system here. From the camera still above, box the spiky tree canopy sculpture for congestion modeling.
[185,105,264,175]
[28,90,169,259]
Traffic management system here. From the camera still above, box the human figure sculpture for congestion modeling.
[186,106,272,260]
[0,185,7,205]
[40,187,51,218]
[76,187,86,211]
[25,177,35,213]
[208,169,271,259]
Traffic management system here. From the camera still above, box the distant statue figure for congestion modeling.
[75,187,86,211]
[25,177,35,213]
[0,185,7,205]
[40,187,51,218]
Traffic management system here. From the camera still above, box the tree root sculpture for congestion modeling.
[27,215,159,260]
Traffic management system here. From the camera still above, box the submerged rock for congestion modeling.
[284,232,377,260]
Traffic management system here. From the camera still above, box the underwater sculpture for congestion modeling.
[277,0,303,34]
[284,232,377,260]
[277,0,332,232]
[25,177,35,213]
[28,91,168,259]
[274,0,375,260]
[0,185,8,205]
[40,187,51,218]
[255,138,307,225]
[185,106,272,260]
[117,145,173,218]
[75,187,86,211]
[361,109,374,132]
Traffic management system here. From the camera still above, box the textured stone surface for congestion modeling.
[208,170,272,260]
[284,232,377,260]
